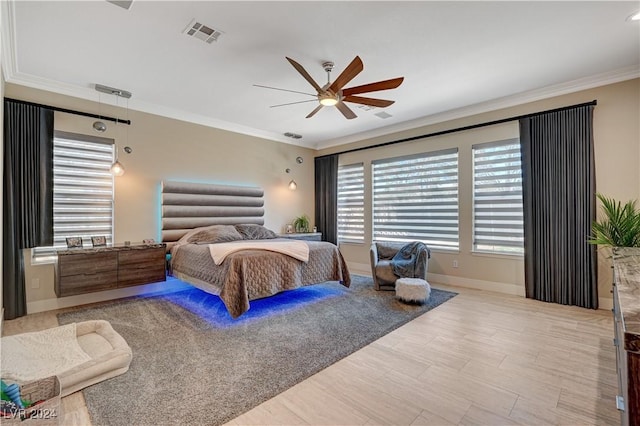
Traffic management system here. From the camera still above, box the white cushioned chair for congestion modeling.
[369,241,430,291]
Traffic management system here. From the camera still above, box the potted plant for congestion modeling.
[589,193,640,248]
[292,214,310,233]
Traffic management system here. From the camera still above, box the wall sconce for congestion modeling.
[286,168,297,190]
[286,156,303,190]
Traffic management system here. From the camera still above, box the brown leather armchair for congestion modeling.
[369,241,430,290]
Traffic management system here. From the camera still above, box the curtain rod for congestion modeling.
[4,97,132,125]
[316,99,597,159]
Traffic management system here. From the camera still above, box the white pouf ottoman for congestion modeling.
[395,277,431,303]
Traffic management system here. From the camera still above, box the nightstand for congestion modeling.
[278,232,322,241]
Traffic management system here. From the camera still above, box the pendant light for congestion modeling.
[110,94,125,176]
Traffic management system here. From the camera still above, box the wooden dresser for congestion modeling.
[55,243,166,297]
[612,247,640,426]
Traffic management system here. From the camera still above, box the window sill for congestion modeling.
[338,241,365,246]
[30,256,57,266]
[428,248,460,255]
[471,250,524,260]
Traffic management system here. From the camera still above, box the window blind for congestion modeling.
[372,149,459,250]
[337,162,364,243]
[472,139,524,254]
[32,133,115,260]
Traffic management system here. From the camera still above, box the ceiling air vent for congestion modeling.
[183,19,223,44]
[374,111,393,119]
[107,0,133,10]
[284,132,302,139]
[356,104,377,112]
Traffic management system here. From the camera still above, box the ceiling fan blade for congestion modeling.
[328,56,363,94]
[342,77,404,96]
[336,101,357,120]
[270,99,318,108]
[286,57,323,94]
[253,84,316,97]
[306,104,324,118]
[343,95,395,108]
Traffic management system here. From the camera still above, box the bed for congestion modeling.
[162,181,350,318]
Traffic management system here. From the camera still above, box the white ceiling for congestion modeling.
[2,1,639,149]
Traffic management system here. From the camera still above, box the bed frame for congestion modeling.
[161,180,266,250]
[160,180,350,318]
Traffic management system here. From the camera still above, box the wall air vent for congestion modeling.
[284,132,302,139]
[183,19,223,44]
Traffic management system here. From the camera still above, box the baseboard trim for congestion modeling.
[26,268,614,314]
[427,272,526,297]
[26,277,191,314]
[347,262,372,277]
[598,297,613,311]
[347,262,614,309]
[347,261,526,297]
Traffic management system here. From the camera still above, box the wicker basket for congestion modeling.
[2,376,61,425]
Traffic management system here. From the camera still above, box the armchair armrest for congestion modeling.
[369,243,379,288]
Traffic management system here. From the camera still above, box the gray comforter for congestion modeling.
[170,239,351,318]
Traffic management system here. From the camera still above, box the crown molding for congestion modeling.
[2,0,637,152]
[0,0,300,147]
[3,70,302,147]
[314,65,640,150]
[1,0,19,81]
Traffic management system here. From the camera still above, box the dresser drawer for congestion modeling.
[118,247,165,266]
[56,271,118,297]
[118,265,166,288]
[57,252,118,276]
[117,247,166,287]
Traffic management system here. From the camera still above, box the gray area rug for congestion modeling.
[58,275,456,426]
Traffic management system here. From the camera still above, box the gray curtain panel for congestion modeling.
[520,105,597,309]
[314,154,338,244]
[3,100,54,319]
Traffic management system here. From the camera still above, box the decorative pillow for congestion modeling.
[182,225,243,245]
[234,224,277,240]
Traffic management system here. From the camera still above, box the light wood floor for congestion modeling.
[3,284,620,425]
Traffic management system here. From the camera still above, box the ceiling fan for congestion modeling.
[255,56,404,119]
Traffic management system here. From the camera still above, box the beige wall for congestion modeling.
[319,78,640,305]
[5,78,638,311]
[4,84,316,306]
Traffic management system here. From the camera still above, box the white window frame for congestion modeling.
[472,138,524,255]
[372,148,459,251]
[32,131,115,264]
[337,162,365,244]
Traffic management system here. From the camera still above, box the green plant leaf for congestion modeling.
[589,193,640,247]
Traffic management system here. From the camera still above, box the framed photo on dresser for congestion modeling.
[91,236,107,247]
[65,237,83,248]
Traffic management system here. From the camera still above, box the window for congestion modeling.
[372,149,459,250]
[337,162,364,243]
[472,139,524,254]
[32,132,115,261]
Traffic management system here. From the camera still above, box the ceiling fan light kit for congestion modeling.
[258,56,404,120]
[319,93,339,107]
